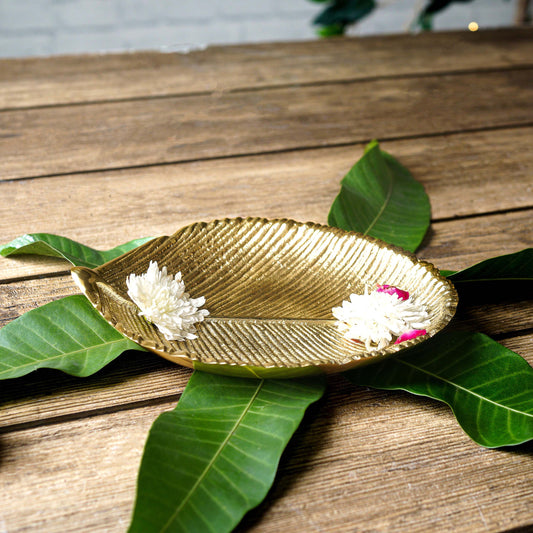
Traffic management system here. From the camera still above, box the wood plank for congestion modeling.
[421,210,532,272]
[1,375,532,533]
[2,203,531,325]
[500,332,533,355]
[454,299,533,337]
[1,127,531,241]
[2,126,532,282]
[1,70,532,180]
[240,375,533,532]
[1,29,532,110]
[0,207,530,428]
[0,350,189,430]
[1,209,531,314]
[0,332,530,431]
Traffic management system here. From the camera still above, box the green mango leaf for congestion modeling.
[446,249,533,283]
[0,295,145,380]
[328,140,430,252]
[0,233,153,268]
[345,331,533,448]
[128,371,326,533]
[440,269,455,277]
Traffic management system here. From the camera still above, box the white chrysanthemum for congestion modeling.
[332,287,429,351]
[126,261,209,341]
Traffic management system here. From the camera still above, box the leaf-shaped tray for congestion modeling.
[71,218,458,378]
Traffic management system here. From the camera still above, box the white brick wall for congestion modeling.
[0,0,520,58]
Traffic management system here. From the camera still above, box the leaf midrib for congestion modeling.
[362,162,393,236]
[161,379,265,532]
[0,337,130,377]
[398,359,533,417]
[1,235,154,269]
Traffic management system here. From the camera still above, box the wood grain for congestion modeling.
[1,377,532,533]
[1,29,532,110]
[1,125,532,281]
[1,208,530,284]
[1,125,531,246]
[1,69,532,180]
[0,351,188,430]
[421,210,532,271]
[0,333,530,432]
[240,375,533,533]
[1,209,531,320]
[1,31,532,533]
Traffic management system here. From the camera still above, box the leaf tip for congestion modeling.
[364,139,380,154]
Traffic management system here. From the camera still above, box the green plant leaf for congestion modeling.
[0,233,153,268]
[328,140,430,252]
[423,0,473,17]
[416,0,476,30]
[128,371,326,533]
[314,0,376,27]
[416,12,433,31]
[317,23,346,37]
[344,331,533,447]
[0,295,145,380]
[446,248,533,283]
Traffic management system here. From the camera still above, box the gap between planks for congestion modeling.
[1,208,531,284]
[1,69,532,181]
[3,121,533,184]
[1,28,532,111]
[1,126,531,248]
[1,375,533,533]
[0,333,531,434]
[1,206,532,286]
[2,64,533,114]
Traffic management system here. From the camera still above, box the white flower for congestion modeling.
[126,261,209,341]
[332,286,429,351]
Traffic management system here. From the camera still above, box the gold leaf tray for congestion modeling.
[71,218,458,378]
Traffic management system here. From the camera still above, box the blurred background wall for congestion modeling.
[0,0,521,58]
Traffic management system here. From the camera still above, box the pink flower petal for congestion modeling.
[395,329,427,344]
[376,284,409,301]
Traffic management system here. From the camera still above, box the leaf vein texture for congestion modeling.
[211,462,261,495]
[40,311,95,348]
[363,163,393,237]
[345,331,533,447]
[182,500,218,533]
[1,339,128,375]
[12,324,65,356]
[225,442,273,468]
[160,379,264,532]
[397,359,533,418]
[238,423,288,439]
[0,295,143,379]
[468,371,526,391]
[196,482,241,521]
[129,373,325,532]
[60,304,109,343]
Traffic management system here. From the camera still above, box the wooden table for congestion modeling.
[1,28,532,532]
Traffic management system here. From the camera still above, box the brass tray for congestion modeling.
[71,218,458,378]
